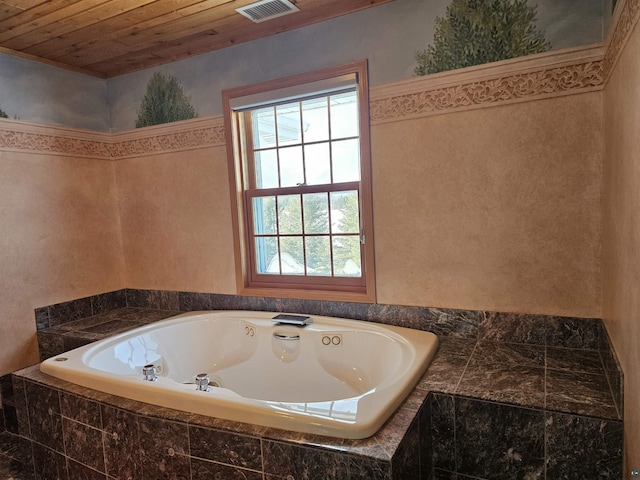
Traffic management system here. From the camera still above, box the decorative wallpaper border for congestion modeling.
[370,47,604,125]
[0,121,113,159]
[108,117,226,159]
[603,0,640,79]
[0,117,226,160]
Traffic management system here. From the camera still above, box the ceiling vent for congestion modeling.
[236,0,300,23]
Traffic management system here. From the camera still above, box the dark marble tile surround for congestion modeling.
[0,288,625,479]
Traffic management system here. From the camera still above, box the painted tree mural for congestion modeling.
[135,72,197,128]
[415,0,551,75]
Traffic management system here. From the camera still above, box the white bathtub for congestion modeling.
[40,310,439,439]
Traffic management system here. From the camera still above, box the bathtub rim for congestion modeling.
[39,310,439,439]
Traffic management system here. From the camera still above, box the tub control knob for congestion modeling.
[195,373,211,392]
[142,364,157,382]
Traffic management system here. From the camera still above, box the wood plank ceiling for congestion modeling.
[0,0,393,78]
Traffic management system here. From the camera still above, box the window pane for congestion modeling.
[303,193,329,234]
[332,139,360,183]
[280,236,305,274]
[254,149,278,189]
[330,91,358,139]
[302,97,329,143]
[279,146,304,187]
[252,107,277,149]
[256,236,279,274]
[304,143,330,185]
[333,235,361,277]
[276,102,302,146]
[278,195,302,234]
[252,196,276,234]
[306,236,331,276]
[330,190,360,234]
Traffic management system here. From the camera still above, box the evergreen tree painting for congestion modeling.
[135,72,197,128]
[415,0,551,75]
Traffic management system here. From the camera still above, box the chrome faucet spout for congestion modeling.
[271,314,312,326]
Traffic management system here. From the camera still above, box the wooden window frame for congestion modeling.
[222,60,376,303]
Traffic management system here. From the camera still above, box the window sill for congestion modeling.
[238,285,375,304]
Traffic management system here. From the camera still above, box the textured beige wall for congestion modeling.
[0,150,124,375]
[372,93,602,317]
[114,94,603,318]
[603,15,640,471]
[115,147,236,293]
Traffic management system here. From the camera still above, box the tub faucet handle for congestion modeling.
[195,373,211,392]
[143,364,157,382]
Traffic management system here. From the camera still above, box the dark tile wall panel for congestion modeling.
[34,308,50,332]
[59,392,102,428]
[11,376,28,437]
[191,457,262,480]
[545,316,603,349]
[62,417,105,473]
[545,412,623,480]
[36,288,614,350]
[11,371,425,480]
[429,394,455,473]
[390,416,421,480]
[91,290,127,316]
[600,327,624,419]
[478,312,547,344]
[546,369,619,419]
[36,332,65,361]
[48,297,93,328]
[454,399,545,480]
[189,425,262,470]
[263,440,351,479]
[67,459,107,480]
[418,396,433,480]
[125,289,180,311]
[32,442,67,480]
[348,455,392,480]
[24,381,62,451]
[35,290,126,331]
[0,432,34,480]
[138,416,190,480]
[101,404,140,480]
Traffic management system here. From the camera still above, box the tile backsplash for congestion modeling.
[37,288,608,346]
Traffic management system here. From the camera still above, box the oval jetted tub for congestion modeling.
[40,310,439,439]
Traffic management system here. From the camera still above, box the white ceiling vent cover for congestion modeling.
[236,0,300,23]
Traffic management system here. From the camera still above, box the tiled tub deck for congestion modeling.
[0,289,625,479]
